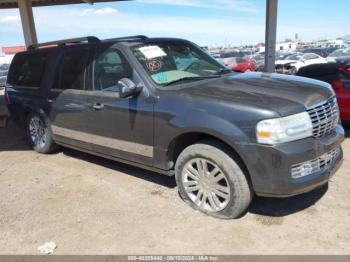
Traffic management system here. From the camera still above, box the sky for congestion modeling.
[0,0,349,47]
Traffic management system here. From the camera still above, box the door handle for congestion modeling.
[92,102,104,110]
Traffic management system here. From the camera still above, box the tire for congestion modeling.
[175,140,252,219]
[289,67,297,75]
[26,112,58,154]
[245,69,252,73]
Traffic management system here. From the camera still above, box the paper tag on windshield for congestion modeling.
[139,45,166,59]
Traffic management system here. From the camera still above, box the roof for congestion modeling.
[26,35,188,50]
[27,35,149,50]
[0,0,128,9]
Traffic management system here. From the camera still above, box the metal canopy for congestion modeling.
[0,0,278,72]
[0,0,127,9]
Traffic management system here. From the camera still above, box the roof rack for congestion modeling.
[103,35,148,42]
[28,36,100,50]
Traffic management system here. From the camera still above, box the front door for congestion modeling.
[84,45,154,166]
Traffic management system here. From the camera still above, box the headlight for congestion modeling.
[256,112,313,145]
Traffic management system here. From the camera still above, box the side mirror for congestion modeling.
[118,78,142,98]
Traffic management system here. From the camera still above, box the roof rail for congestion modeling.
[28,36,100,50]
[103,35,148,42]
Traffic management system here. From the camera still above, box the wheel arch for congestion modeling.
[166,130,252,187]
[24,107,50,125]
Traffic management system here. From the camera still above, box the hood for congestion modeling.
[179,72,334,117]
[275,59,298,65]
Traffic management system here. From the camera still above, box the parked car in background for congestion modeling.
[275,53,327,75]
[239,49,254,57]
[218,51,245,61]
[251,52,293,72]
[335,56,350,64]
[250,53,265,71]
[0,64,10,88]
[299,47,338,58]
[222,57,256,72]
[276,51,294,60]
[327,48,350,62]
[210,53,221,59]
[297,63,350,122]
[5,35,344,219]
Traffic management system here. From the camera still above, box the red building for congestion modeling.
[1,46,26,55]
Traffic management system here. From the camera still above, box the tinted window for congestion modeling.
[61,49,89,90]
[7,53,48,87]
[93,47,132,92]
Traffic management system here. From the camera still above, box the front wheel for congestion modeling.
[289,67,297,75]
[175,140,252,219]
[26,113,58,154]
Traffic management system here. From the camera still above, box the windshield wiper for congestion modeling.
[164,75,220,86]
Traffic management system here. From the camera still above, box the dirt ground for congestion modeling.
[0,93,349,254]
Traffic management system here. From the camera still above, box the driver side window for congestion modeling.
[93,47,132,92]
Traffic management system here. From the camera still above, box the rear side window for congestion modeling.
[8,53,48,88]
[60,49,89,90]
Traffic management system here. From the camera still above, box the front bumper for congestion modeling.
[239,124,345,197]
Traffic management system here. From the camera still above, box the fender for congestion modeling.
[153,109,254,171]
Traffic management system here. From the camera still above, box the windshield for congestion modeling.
[132,41,227,86]
[329,48,350,57]
[284,53,303,60]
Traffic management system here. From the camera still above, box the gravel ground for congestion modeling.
[0,96,349,254]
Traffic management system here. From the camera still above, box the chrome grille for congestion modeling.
[291,147,341,179]
[307,97,339,138]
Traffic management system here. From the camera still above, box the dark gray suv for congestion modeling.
[5,36,344,219]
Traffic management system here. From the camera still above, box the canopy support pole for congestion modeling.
[264,0,278,73]
[18,0,38,47]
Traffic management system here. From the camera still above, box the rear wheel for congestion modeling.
[26,113,58,154]
[175,140,252,219]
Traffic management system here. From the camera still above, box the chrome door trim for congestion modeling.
[52,125,153,158]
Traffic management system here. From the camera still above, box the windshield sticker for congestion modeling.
[147,59,162,72]
[139,45,167,59]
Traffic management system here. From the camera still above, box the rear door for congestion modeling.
[83,44,154,166]
[49,47,93,150]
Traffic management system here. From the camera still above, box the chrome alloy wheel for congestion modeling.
[182,158,231,212]
[29,116,47,149]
